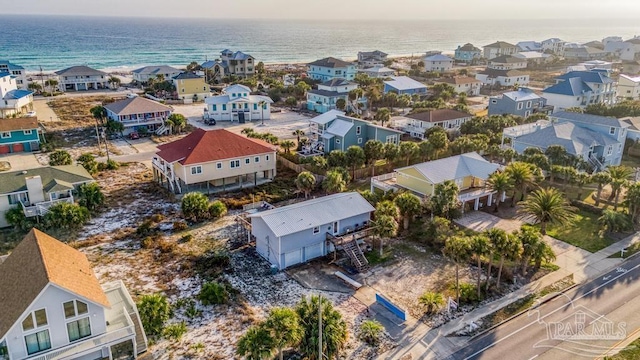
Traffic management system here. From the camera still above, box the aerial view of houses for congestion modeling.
[3,4,640,360]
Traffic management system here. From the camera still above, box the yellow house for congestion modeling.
[371,152,501,212]
[172,72,210,102]
[152,128,277,194]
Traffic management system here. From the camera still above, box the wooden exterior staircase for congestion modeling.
[327,228,371,273]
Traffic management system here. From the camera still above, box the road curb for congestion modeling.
[467,276,578,341]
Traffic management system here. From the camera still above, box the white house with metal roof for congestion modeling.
[0,61,28,90]
[618,74,640,100]
[249,192,375,270]
[55,66,108,92]
[358,64,395,78]
[204,84,273,122]
[383,76,427,95]
[423,54,454,72]
[0,72,33,118]
[131,65,182,83]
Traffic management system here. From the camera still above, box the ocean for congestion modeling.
[1,15,639,72]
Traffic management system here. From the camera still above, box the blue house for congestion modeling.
[304,110,404,155]
[0,117,41,153]
[488,88,552,118]
[383,76,427,95]
[307,57,357,82]
[249,192,375,270]
[454,43,482,63]
[306,78,363,113]
[504,111,629,171]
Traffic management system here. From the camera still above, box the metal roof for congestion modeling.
[543,77,592,96]
[397,152,499,184]
[384,76,427,91]
[309,110,346,125]
[552,111,629,128]
[500,88,542,102]
[325,119,354,137]
[248,192,374,237]
[514,122,619,155]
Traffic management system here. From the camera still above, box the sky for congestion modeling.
[2,0,640,20]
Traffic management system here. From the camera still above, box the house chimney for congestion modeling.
[25,176,45,204]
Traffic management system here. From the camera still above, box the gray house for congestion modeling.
[488,88,552,118]
[249,192,374,270]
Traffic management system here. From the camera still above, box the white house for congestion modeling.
[204,84,273,122]
[475,69,530,87]
[132,65,182,83]
[0,72,33,118]
[487,55,527,70]
[358,64,395,78]
[483,41,518,59]
[0,61,28,90]
[541,38,566,54]
[395,109,473,139]
[103,96,173,135]
[424,54,454,72]
[514,51,552,64]
[306,78,360,113]
[516,41,542,52]
[0,229,148,360]
[435,77,482,96]
[249,192,375,270]
[618,74,640,100]
[55,66,108,92]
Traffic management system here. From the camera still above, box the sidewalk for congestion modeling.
[371,211,640,360]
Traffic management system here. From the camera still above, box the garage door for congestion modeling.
[12,143,23,153]
[304,242,324,261]
[0,145,9,154]
[284,250,302,268]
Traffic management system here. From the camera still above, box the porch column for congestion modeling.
[501,191,506,202]
[74,83,78,91]
[488,193,493,208]
[254,172,257,186]
[474,198,480,211]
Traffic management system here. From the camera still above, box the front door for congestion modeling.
[238,112,245,123]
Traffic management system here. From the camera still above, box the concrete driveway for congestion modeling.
[0,152,43,172]
[32,99,59,123]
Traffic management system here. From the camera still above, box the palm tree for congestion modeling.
[258,100,267,126]
[486,172,514,212]
[236,325,275,360]
[28,82,42,94]
[484,228,505,290]
[471,234,490,299]
[426,130,448,159]
[167,114,187,134]
[372,214,398,256]
[108,76,121,90]
[241,127,256,136]
[515,225,544,275]
[394,192,422,230]
[293,129,305,147]
[519,187,576,235]
[263,307,303,360]
[428,180,460,219]
[345,146,366,180]
[443,235,473,305]
[295,295,348,360]
[606,166,633,211]
[374,108,391,127]
[280,140,295,154]
[505,162,537,206]
[375,200,399,219]
[419,292,445,315]
[44,78,58,93]
[494,232,521,289]
[545,145,569,166]
[383,142,399,171]
[573,173,592,200]
[364,140,384,176]
[625,182,640,225]
[598,209,633,235]
[322,169,346,194]
[399,141,419,166]
[592,172,611,206]
[295,171,316,199]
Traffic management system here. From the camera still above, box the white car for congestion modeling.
[26,111,36,117]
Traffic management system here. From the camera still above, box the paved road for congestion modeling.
[444,255,640,360]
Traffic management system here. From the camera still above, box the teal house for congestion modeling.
[303,110,404,155]
[0,117,41,153]
[307,57,357,82]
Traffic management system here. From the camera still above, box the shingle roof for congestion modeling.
[308,57,353,68]
[406,109,472,123]
[384,76,427,91]
[543,77,592,96]
[458,43,481,52]
[0,229,110,339]
[425,54,453,62]
[556,70,613,84]
[478,68,526,77]
[398,152,499,184]
[103,96,172,116]
[514,122,618,155]
[0,165,93,195]
[552,111,629,128]
[172,72,203,80]
[55,65,106,77]
[0,117,38,132]
[131,65,181,75]
[439,77,481,85]
[308,89,344,97]
[489,55,525,63]
[248,192,374,237]
[156,128,276,165]
[320,78,355,87]
[621,117,640,131]
[484,41,517,49]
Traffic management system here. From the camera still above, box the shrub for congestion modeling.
[358,320,384,346]
[155,238,176,254]
[136,220,156,237]
[173,220,188,231]
[208,200,227,219]
[141,236,154,249]
[419,292,445,314]
[77,183,105,212]
[198,282,229,305]
[106,159,120,170]
[49,150,72,166]
[43,203,90,231]
[150,213,165,223]
[192,250,231,280]
[180,233,193,243]
[457,283,480,304]
[77,153,98,174]
[137,294,171,336]
[181,192,210,222]
[163,321,187,341]
[5,207,35,232]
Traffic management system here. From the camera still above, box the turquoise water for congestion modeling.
[1,15,639,71]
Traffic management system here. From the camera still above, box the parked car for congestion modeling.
[204,118,216,126]
[26,111,37,117]
[128,132,140,140]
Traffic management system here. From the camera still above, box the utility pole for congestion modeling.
[39,66,46,97]
[318,294,323,360]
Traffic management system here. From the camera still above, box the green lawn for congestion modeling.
[544,210,616,253]
[609,242,640,259]
[605,338,640,359]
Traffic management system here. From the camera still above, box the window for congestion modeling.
[386,135,396,144]
[618,144,623,153]
[67,317,91,342]
[232,103,236,109]
[1,132,10,139]
[517,102,524,110]
[254,156,260,163]
[254,103,257,110]
[313,226,320,234]
[191,166,202,175]
[335,138,341,144]
[333,221,338,234]
[230,160,240,168]
[212,104,217,111]
[263,103,267,109]
[607,145,613,156]
[24,129,33,135]
[356,126,361,135]
[63,300,88,319]
[216,162,222,169]
[357,138,363,144]
[609,127,616,135]
[25,330,51,355]
[491,99,497,104]
[526,101,532,108]
[222,104,227,111]
[22,309,47,331]
[245,158,250,164]
[266,155,270,161]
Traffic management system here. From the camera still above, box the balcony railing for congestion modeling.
[22,197,74,217]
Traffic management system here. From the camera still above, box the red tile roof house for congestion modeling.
[152,128,277,194]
